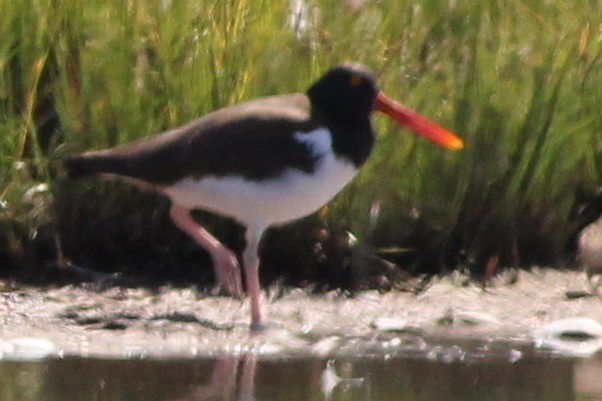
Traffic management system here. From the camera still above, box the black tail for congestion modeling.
[63,156,90,178]
[63,153,125,179]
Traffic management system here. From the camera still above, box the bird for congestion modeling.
[64,63,463,330]
[578,215,602,292]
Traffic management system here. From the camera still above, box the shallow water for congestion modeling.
[3,270,602,400]
[2,341,602,401]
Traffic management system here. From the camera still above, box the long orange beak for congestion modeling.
[373,92,463,150]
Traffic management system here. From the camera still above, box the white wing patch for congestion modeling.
[164,128,357,227]
[294,129,333,157]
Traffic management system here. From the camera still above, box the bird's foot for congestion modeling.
[248,321,287,336]
[212,249,244,298]
[250,320,268,333]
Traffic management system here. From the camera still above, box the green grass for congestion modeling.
[0,0,600,280]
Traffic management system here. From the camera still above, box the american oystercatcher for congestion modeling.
[64,63,463,329]
[579,216,602,292]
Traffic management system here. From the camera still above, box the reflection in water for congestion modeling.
[168,357,244,400]
[321,359,366,400]
[2,345,602,401]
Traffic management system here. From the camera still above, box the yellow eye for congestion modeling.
[350,76,363,87]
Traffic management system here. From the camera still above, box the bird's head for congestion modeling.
[308,63,463,150]
[307,63,379,120]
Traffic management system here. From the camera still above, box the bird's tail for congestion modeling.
[63,151,126,179]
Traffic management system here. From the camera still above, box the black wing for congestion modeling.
[65,93,322,185]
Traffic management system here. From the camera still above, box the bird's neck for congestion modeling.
[322,115,375,167]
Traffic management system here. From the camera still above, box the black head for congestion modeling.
[307,63,379,121]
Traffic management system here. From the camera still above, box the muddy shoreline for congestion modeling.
[0,268,599,359]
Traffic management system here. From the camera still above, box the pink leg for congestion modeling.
[242,226,265,329]
[169,204,243,298]
[239,353,257,397]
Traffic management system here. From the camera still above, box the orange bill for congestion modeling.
[373,92,463,150]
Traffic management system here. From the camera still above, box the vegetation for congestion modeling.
[0,0,600,285]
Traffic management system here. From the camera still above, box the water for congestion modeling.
[2,342,602,401]
[3,274,602,400]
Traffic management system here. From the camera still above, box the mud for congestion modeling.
[0,268,600,359]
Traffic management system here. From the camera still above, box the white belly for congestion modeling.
[163,129,357,227]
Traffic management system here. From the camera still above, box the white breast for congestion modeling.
[163,128,357,227]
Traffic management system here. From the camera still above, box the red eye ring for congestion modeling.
[350,76,363,87]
